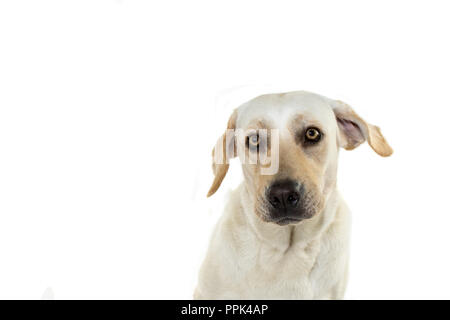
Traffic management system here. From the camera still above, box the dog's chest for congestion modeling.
[231,237,324,299]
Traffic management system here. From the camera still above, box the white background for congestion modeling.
[0,0,449,299]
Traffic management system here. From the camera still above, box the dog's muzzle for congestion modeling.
[266,179,311,225]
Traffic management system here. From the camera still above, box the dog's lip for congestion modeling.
[273,217,302,225]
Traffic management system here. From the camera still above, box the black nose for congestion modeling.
[267,180,300,210]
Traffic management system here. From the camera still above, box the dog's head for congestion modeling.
[207,91,392,226]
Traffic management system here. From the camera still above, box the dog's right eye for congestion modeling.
[246,134,259,150]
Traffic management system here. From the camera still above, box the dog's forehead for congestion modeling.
[236,91,335,128]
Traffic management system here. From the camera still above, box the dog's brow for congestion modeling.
[247,119,270,129]
[289,114,324,130]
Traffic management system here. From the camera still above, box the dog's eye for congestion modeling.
[305,127,321,143]
[246,134,260,149]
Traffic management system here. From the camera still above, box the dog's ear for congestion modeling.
[207,110,238,197]
[331,100,393,157]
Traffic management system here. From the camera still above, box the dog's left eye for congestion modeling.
[305,127,321,143]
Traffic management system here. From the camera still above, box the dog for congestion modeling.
[195,91,392,299]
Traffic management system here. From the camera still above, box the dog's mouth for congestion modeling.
[255,203,315,226]
[272,217,302,226]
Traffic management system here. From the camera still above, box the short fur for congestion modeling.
[195,91,392,299]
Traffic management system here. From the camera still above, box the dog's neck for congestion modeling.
[238,183,340,252]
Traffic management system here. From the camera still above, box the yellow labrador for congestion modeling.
[195,91,392,299]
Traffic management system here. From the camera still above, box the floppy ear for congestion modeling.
[331,100,393,157]
[207,110,238,197]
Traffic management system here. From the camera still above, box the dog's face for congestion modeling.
[208,91,392,226]
[235,93,341,226]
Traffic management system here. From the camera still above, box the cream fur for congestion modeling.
[195,91,391,299]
